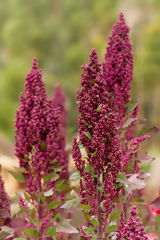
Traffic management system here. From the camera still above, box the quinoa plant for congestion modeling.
[0,12,159,240]
[13,58,71,239]
[71,13,152,239]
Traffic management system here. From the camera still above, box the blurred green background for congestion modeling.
[0,0,160,144]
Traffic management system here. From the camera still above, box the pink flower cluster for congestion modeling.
[103,12,133,120]
[50,84,69,180]
[0,165,10,223]
[72,49,123,217]
[116,206,148,240]
[15,58,67,197]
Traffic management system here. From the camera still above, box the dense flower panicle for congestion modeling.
[73,49,123,217]
[116,206,148,240]
[77,49,108,157]
[72,138,85,175]
[103,12,133,120]
[50,84,69,179]
[15,58,63,195]
[0,165,10,222]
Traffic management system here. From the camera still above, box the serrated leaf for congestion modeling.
[69,172,80,181]
[8,170,24,183]
[61,197,81,209]
[56,219,79,234]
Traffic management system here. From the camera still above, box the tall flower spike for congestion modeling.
[0,165,10,224]
[50,84,69,180]
[103,13,133,120]
[15,58,63,198]
[73,49,123,238]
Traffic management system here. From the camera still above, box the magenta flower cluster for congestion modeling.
[117,206,148,240]
[72,48,123,219]
[103,12,133,121]
[15,58,68,198]
[0,166,10,224]
[50,84,69,180]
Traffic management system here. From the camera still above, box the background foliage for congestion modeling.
[0,0,160,143]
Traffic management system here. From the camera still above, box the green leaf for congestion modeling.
[96,104,102,112]
[8,170,24,183]
[51,173,59,181]
[44,188,54,197]
[50,158,57,164]
[61,197,81,209]
[80,204,91,211]
[84,131,91,139]
[40,140,46,151]
[24,228,34,238]
[69,172,81,181]
[43,173,51,182]
[90,219,99,227]
[127,101,137,113]
[54,164,61,172]
[106,224,117,232]
[47,227,56,237]
[110,210,121,221]
[84,226,94,235]
[83,120,92,128]
[30,208,36,219]
[114,183,123,190]
[15,167,27,173]
[97,186,103,192]
[56,182,69,192]
[123,118,137,128]
[78,141,83,149]
[51,201,61,209]
[24,192,30,201]
[117,172,127,184]
[10,193,19,202]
